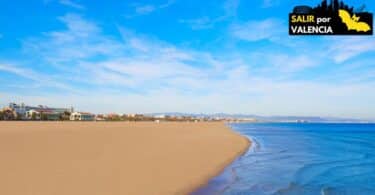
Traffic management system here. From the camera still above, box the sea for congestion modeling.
[193,123,375,195]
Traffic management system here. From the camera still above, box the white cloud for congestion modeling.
[127,0,175,17]
[58,13,99,36]
[59,0,85,10]
[326,37,375,63]
[3,13,375,118]
[179,17,214,30]
[0,63,75,92]
[135,5,156,14]
[0,63,39,81]
[255,53,319,73]
[20,13,219,90]
[23,13,124,66]
[231,19,284,41]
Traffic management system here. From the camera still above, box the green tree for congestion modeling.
[0,111,3,120]
[62,111,71,121]
[31,112,37,120]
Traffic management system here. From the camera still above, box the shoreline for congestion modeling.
[191,124,252,194]
[0,121,250,195]
[188,124,251,194]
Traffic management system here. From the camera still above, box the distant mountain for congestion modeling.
[254,116,372,123]
[145,112,374,123]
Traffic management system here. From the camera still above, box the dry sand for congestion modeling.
[0,122,250,195]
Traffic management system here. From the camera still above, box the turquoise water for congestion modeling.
[193,123,375,195]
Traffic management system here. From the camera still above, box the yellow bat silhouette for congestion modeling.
[338,9,371,32]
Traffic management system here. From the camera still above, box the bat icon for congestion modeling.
[338,9,371,32]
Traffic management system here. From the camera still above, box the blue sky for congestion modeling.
[0,0,374,118]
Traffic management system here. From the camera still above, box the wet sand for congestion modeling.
[0,122,250,195]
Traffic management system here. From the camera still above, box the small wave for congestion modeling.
[204,123,375,195]
[246,136,262,153]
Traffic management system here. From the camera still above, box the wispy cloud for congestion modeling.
[0,63,39,81]
[262,0,280,8]
[251,53,319,73]
[126,0,175,17]
[23,13,123,66]
[59,0,85,10]
[232,22,375,65]
[223,0,240,17]
[0,63,75,92]
[20,13,219,91]
[180,0,240,30]
[2,13,375,118]
[135,5,156,15]
[231,18,284,41]
[326,37,375,63]
[179,17,214,30]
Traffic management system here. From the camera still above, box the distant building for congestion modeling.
[126,114,136,118]
[42,112,61,121]
[104,113,121,120]
[9,102,73,119]
[154,114,166,119]
[95,114,105,121]
[9,103,31,119]
[25,109,61,120]
[70,112,95,121]
[25,109,41,120]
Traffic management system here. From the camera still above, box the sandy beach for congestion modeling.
[0,122,249,195]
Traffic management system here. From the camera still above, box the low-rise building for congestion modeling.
[26,109,61,120]
[104,113,122,121]
[9,102,73,119]
[43,112,61,120]
[95,114,105,121]
[154,114,166,119]
[126,114,136,118]
[26,109,41,120]
[70,112,95,121]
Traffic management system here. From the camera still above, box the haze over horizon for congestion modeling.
[0,0,374,119]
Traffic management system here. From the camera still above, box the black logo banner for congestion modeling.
[289,0,373,35]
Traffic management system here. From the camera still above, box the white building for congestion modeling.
[26,109,41,120]
[126,114,136,117]
[154,114,166,119]
[70,112,95,121]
